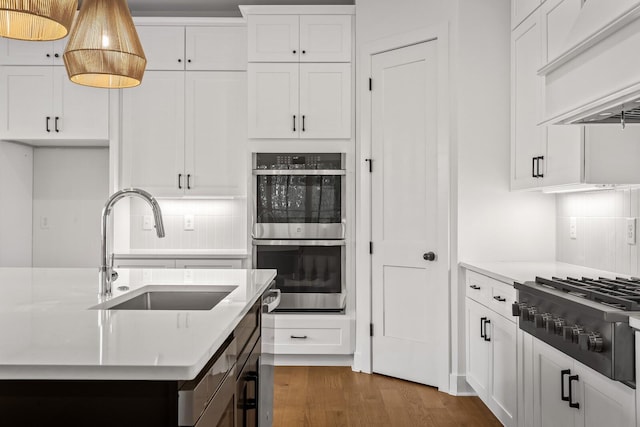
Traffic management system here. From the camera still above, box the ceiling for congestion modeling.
[126,0,355,17]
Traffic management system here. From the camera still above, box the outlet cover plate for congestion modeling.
[627,217,636,245]
[569,217,577,240]
[184,214,195,231]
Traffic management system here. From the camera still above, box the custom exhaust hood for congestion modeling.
[539,0,640,125]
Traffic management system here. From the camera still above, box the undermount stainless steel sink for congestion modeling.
[92,286,238,311]
[109,291,232,311]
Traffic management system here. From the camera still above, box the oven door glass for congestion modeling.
[256,244,342,294]
[256,175,341,224]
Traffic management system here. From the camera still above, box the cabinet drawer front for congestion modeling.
[271,327,350,354]
[465,270,494,305]
[489,281,517,320]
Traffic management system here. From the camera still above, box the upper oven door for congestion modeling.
[253,169,346,239]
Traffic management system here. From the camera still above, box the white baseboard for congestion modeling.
[274,354,354,366]
[448,374,477,396]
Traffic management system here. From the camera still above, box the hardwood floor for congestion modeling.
[273,366,502,427]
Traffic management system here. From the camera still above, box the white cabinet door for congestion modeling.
[574,361,636,427]
[299,63,351,139]
[489,313,518,426]
[248,63,299,138]
[136,26,185,71]
[532,339,577,427]
[247,15,299,62]
[121,71,185,196]
[0,38,66,65]
[540,0,583,64]
[466,298,490,400]
[185,26,247,70]
[511,13,544,190]
[512,0,541,29]
[0,66,53,140]
[185,72,247,196]
[53,67,109,140]
[299,15,351,62]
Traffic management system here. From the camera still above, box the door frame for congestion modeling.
[354,25,451,393]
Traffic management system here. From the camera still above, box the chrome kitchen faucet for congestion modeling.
[100,188,165,296]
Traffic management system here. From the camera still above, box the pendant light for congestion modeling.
[0,0,77,41]
[63,0,146,89]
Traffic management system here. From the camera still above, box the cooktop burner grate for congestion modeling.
[535,276,640,311]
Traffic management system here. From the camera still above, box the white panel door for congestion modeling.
[466,299,490,400]
[247,15,299,62]
[0,66,52,140]
[511,14,544,190]
[185,72,247,196]
[136,26,185,70]
[299,15,351,62]
[53,67,109,140]
[489,313,518,426]
[532,339,576,427]
[248,63,299,139]
[371,41,440,386]
[299,63,351,139]
[185,26,247,71]
[121,71,185,196]
[575,361,636,427]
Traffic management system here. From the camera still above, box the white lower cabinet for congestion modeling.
[466,297,517,426]
[263,314,353,355]
[529,337,635,427]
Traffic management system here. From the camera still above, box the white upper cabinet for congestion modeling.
[299,63,351,138]
[0,38,67,65]
[248,63,299,139]
[121,71,186,197]
[121,70,247,197]
[136,25,247,71]
[136,26,186,71]
[0,66,109,143]
[511,13,544,190]
[248,15,299,62]
[248,14,351,62]
[512,0,542,29]
[248,62,351,139]
[299,15,352,62]
[184,72,247,196]
[540,0,583,64]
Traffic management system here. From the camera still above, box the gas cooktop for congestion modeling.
[534,276,640,311]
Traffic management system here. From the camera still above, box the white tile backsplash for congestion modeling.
[556,189,640,275]
[129,199,247,250]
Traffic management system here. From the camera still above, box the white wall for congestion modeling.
[557,189,637,274]
[32,148,109,268]
[0,141,33,267]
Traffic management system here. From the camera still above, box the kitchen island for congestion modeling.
[0,267,276,426]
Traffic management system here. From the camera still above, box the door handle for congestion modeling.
[186,174,191,190]
[423,252,436,261]
[46,116,51,132]
[178,173,183,189]
[537,156,545,178]
[469,285,481,290]
[493,295,506,302]
[55,116,60,133]
[532,157,537,178]
[561,369,571,401]
[568,375,580,409]
[302,115,306,132]
[483,319,491,341]
[480,317,487,339]
[293,115,296,132]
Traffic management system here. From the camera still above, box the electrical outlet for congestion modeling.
[569,217,577,239]
[184,214,195,231]
[627,218,636,245]
[184,269,194,283]
[142,215,153,230]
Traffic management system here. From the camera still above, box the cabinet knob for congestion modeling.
[46,53,51,58]
[187,59,191,63]
[292,50,297,54]
[178,58,182,63]
[302,50,306,54]
[54,53,59,58]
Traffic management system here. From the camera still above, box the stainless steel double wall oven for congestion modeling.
[252,153,346,312]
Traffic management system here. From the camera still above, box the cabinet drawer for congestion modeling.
[466,270,494,305]
[466,270,517,321]
[271,327,347,354]
[489,281,517,320]
[235,300,261,357]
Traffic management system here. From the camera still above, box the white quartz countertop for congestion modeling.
[460,261,631,285]
[114,249,250,259]
[0,267,275,381]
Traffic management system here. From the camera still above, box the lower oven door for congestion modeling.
[253,240,346,312]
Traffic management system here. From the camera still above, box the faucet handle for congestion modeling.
[111,270,119,281]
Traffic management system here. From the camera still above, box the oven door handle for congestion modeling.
[252,169,347,176]
[253,239,346,246]
[263,288,282,313]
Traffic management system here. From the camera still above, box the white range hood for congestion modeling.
[539,0,640,125]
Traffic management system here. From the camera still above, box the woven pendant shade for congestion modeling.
[63,0,145,89]
[0,0,77,40]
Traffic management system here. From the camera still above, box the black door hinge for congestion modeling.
[369,241,373,254]
[370,323,374,337]
[365,158,372,173]
[369,78,372,91]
